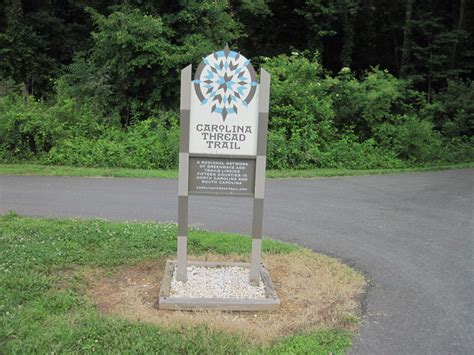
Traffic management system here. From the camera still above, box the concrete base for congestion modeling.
[157,260,280,311]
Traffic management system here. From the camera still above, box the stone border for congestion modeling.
[157,260,280,311]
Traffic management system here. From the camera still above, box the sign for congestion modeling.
[189,48,259,156]
[188,157,255,196]
[176,45,271,285]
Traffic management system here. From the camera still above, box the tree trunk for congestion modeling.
[340,0,357,67]
[427,47,433,103]
[449,0,466,69]
[399,0,414,78]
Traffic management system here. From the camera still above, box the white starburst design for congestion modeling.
[193,46,257,121]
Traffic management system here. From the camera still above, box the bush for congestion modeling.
[0,94,66,161]
[263,54,473,168]
[375,115,444,163]
[315,135,404,169]
[438,137,474,163]
[263,54,337,168]
[326,67,417,139]
[0,88,179,169]
[61,5,242,124]
[430,79,474,138]
[1,53,472,170]
[44,116,179,169]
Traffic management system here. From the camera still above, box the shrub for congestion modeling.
[263,54,337,168]
[1,53,472,170]
[315,135,404,169]
[375,115,444,163]
[44,116,179,169]
[0,87,180,169]
[263,54,435,168]
[0,94,65,160]
[438,137,474,163]
[326,67,423,139]
[430,79,474,138]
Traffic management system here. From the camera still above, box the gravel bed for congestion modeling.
[170,265,266,299]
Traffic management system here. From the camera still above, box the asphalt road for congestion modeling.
[1,169,473,354]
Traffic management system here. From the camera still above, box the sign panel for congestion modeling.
[176,45,270,284]
[189,48,259,156]
[188,157,255,196]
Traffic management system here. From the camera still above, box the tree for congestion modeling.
[449,0,466,69]
[0,0,45,95]
[63,3,243,126]
[399,0,413,77]
[0,0,98,97]
[338,0,359,67]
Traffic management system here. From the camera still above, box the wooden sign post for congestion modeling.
[176,45,270,285]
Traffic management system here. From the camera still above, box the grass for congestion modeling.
[0,213,356,354]
[265,162,474,178]
[0,162,473,179]
[0,164,178,179]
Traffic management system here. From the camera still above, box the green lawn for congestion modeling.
[0,213,353,354]
[0,164,178,179]
[1,162,473,179]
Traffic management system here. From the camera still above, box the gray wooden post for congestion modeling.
[249,69,270,285]
[177,65,192,282]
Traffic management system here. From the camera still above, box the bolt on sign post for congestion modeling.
[177,45,270,285]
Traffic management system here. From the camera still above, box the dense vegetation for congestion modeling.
[1,1,473,170]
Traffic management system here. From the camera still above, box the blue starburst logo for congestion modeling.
[193,45,258,121]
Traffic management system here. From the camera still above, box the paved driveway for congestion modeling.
[1,168,473,354]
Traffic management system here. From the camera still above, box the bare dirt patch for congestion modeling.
[87,251,365,344]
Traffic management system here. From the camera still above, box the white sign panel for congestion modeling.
[189,48,259,156]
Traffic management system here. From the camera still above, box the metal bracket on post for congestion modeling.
[249,68,271,286]
[177,65,192,282]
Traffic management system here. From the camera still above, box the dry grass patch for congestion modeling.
[87,250,365,344]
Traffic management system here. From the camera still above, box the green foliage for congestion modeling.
[0,85,107,162]
[1,0,473,102]
[0,1,92,96]
[327,67,413,138]
[264,329,351,355]
[262,54,473,168]
[430,79,474,138]
[85,6,174,123]
[316,136,403,169]
[59,3,242,124]
[161,0,242,46]
[375,115,443,163]
[438,137,474,163]
[1,52,472,170]
[0,87,180,169]
[408,10,474,95]
[264,55,400,169]
[0,94,66,160]
[44,117,179,169]
[263,54,336,168]
[58,56,114,119]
